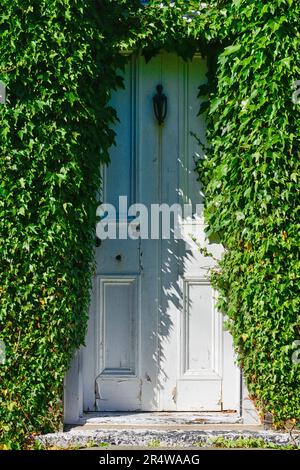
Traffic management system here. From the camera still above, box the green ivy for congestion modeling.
[0,0,299,447]
[196,0,300,426]
[0,0,128,448]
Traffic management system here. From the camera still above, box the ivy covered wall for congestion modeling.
[0,0,299,447]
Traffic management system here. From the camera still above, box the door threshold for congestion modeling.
[66,411,251,430]
[64,411,265,433]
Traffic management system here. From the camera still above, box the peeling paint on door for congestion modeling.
[172,386,177,404]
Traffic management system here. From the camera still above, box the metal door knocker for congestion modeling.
[153,84,167,126]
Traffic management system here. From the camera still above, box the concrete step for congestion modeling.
[38,428,299,449]
[37,412,299,449]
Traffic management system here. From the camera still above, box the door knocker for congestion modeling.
[153,84,167,126]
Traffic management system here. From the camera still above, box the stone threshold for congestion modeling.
[68,411,244,428]
[65,411,258,432]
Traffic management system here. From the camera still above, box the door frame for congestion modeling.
[64,50,258,424]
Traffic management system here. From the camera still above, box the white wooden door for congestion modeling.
[82,52,239,412]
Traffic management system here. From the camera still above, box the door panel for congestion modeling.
[82,52,239,412]
[94,275,140,411]
[99,277,137,376]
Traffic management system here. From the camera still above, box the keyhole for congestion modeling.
[115,254,122,261]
